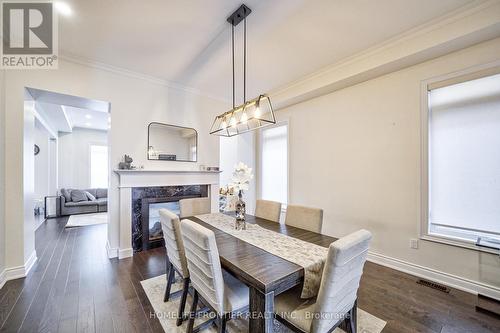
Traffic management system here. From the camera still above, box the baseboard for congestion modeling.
[0,250,37,290]
[106,241,132,260]
[24,251,37,275]
[368,251,500,300]
[106,240,118,259]
[0,269,6,290]
[118,247,133,259]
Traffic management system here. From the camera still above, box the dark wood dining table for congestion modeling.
[187,213,337,333]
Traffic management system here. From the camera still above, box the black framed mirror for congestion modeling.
[147,122,198,162]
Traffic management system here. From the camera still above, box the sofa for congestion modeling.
[60,188,108,216]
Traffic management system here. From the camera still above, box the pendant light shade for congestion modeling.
[210,94,275,137]
[210,4,276,137]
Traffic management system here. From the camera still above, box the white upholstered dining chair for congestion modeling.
[159,209,190,326]
[255,199,282,223]
[285,204,323,233]
[179,197,211,218]
[274,229,372,333]
[180,219,249,333]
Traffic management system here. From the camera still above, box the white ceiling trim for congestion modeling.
[269,0,500,110]
[59,0,498,109]
[273,0,494,94]
[60,105,73,132]
[32,106,57,139]
[59,52,229,104]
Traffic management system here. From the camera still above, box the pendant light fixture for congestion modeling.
[210,4,276,137]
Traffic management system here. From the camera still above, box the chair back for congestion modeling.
[179,197,211,218]
[180,219,225,314]
[311,230,372,333]
[159,209,189,278]
[285,204,323,233]
[255,199,282,223]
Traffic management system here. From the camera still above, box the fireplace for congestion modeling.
[132,185,208,252]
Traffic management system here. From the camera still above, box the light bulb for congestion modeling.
[254,106,261,118]
[55,2,73,16]
[241,113,248,124]
[230,116,237,126]
[221,120,227,129]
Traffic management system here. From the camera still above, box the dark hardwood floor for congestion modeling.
[0,217,499,332]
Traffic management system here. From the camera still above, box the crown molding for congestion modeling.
[59,52,229,104]
[59,0,499,110]
[269,0,500,110]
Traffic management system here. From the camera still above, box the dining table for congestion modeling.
[185,213,337,333]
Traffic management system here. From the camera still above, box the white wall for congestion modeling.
[34,119,52,200]
[2,59,227,270]
[48,138,57,195]
[22,99,36,267]
[275,37,500,292]
[58,127,108,189]
[0,69,5,279]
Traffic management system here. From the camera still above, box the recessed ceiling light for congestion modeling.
[85,114,92,119]
[55,2,72,16]
[85,122,92,127]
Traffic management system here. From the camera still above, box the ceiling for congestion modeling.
[58,0,475,101]
[28,88,110,133]
[36,103,110,133]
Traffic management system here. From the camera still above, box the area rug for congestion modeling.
[65,212,108,227]
[141,274,386,333]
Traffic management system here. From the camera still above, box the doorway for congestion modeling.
[24,87,111,231]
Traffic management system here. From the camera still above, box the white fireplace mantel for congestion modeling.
[113,169,221,259]
[114,169,222,188]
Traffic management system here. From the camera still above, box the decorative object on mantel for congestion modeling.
[118,154,134,169]
[200,165,220,172]
[229,162,253,229]
[209,4,276,137]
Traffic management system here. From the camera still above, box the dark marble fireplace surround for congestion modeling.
[131,185,208,252]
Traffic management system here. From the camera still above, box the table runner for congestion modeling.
[194,213,329,299]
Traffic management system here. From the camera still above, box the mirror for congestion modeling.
[147,123,197,162]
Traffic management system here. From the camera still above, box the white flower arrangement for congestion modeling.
[230,162,253,192]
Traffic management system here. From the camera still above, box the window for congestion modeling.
[90,144,108,188]
[259,124,288,204]
[424,71,500,251]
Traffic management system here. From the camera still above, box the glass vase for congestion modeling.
[235,190,246,229]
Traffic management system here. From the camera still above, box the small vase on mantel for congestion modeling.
[235,190,246,230]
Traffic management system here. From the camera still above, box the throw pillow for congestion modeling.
[61,188,72,202]
[96,188,107,199]
[85,191,96,201]
[71,189,88,202]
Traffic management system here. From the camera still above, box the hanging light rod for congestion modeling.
[210,4,276,137]
[226,4,251,26]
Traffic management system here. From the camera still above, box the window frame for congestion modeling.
[420,60,500,254]
[256,120,290,211]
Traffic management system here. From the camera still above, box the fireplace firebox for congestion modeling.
[131,185,208,252]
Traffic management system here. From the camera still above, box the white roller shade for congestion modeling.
[429,73,500,235]
[261,125,288,204]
